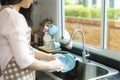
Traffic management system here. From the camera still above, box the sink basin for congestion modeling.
[75,61,108,80]
[51,51,119,80]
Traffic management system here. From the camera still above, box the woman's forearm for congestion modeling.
[34,50,53,60]
[26,58,50,70]
[26,58,62,70]
[31,46,54,60]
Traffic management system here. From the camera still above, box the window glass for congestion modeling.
[64,0,101,47]
[92,0,96,5]
[107,0,120,52]
[109,0,114,8]
[64,0,120,52]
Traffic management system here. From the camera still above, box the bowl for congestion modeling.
[52,51,76,73]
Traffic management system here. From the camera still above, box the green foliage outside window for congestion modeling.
[108,8,120,19]
[65,5,120,20]
[89,6,101,18]
[65,0,71,5]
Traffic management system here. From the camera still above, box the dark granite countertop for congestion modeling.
[36,71,120,80]
[97,73,120,80]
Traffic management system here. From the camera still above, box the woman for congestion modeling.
[0,0,63,80]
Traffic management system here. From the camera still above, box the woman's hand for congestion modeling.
[47,59,63,70]
[49,53,64,61]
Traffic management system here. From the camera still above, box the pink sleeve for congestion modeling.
[3,9,34,69]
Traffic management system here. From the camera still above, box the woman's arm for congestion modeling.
[4,10,63,71]
[30,46,56,61]
[26,58,62,70]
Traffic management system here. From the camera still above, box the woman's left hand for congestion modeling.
[48,54,64,61]
[52,54,64,59]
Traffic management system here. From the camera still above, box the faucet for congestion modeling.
[66,29,89,63]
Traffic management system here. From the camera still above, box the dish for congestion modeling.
[52,51,76,73]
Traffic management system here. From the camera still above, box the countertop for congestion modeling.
[36,71,120,80]
[97,73,120,80]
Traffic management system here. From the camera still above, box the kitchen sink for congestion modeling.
[50,51,119,80]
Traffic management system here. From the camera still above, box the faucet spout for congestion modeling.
[66,29,89,63]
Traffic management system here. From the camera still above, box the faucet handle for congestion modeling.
[86,50,90,57]
[66,42,73,49]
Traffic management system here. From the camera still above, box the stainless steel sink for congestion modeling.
[72,61,108,80]
[50,51,119,80]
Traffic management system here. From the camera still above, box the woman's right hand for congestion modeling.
[48,59,63,71]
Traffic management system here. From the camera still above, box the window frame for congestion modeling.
[57,0,120,61]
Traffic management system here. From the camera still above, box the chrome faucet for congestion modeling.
[66,29,89,63]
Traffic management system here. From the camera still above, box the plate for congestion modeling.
[52,51,76,73]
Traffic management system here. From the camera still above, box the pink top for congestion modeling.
[0,7,34,73]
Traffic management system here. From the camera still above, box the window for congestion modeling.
[107,0,120,52]
[92,0,96,5]
[109,0,114,8]
[64,0,102,47]
[61,0,120,56]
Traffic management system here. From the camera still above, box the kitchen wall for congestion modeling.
[32,0,62,41]
[32,0,58,30]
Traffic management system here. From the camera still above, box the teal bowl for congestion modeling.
[52,51,76,73]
